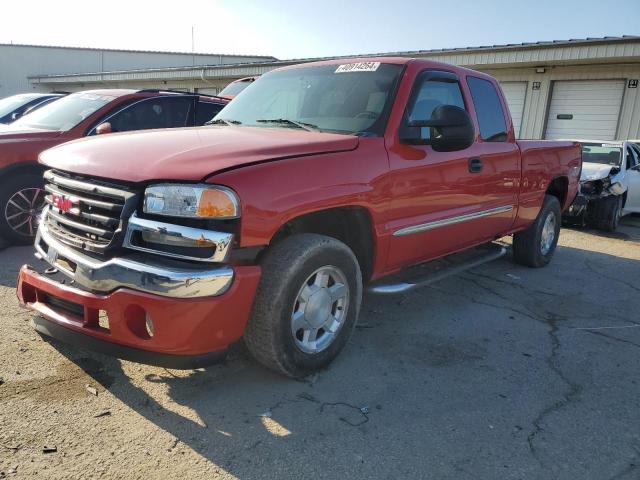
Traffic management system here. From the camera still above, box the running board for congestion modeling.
[368,243,507,295]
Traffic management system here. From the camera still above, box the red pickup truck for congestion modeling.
[17,58,581,377]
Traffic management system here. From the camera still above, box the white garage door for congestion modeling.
[544,80,625,140]
[500,82,527,138]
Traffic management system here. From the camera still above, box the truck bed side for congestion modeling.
[511,140,581,231]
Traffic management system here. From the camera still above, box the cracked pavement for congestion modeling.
[0,216,639,479]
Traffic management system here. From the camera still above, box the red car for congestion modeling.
[0,89,228,243]
[18,58,580,377]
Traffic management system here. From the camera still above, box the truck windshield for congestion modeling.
[214,63,404,135]
[581,143,622,166]
[11,93,114,131]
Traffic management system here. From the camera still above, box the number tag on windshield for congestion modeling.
[335,62,381,73]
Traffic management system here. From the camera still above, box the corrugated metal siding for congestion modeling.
[0,45,269,98]
[413,41,640,68]
[488,64,640,140]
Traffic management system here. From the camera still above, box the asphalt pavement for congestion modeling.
[0,217,639,479]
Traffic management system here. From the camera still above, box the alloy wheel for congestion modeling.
[540,211,557,256]
[291,265,350,354]
[4,187,45,238]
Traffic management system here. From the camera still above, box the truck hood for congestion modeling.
[40,126,360,182]
[580,162,617,181]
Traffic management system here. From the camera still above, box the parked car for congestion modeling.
[17,58,581,377]
[563,140,640,231]
[218,76,258,99]
[0,89,228,243]
[0,93,65,124]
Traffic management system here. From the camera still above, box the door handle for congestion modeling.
[468,157,483,173]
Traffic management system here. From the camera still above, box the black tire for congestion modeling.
[0,173,45,245]
[512,194,561,268]
[244,233,363,378]
[588,195,622,232]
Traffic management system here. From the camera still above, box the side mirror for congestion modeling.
[400,105,475,152]
[10,112,20,121]
[95,122,113,135]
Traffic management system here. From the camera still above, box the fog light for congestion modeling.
[145,314,155,338]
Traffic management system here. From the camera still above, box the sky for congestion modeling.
[1,0,639,60]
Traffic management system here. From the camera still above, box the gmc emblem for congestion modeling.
[52,195,75,213]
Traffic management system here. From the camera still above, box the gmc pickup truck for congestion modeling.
[17,58,581,377]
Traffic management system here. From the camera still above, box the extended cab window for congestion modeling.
[106,97,193,133]
[467,76,508,142]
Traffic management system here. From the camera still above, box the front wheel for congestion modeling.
[244,234,362,378]
[589,195,622,232]
[0,173,46,245]
[512,194,561,268]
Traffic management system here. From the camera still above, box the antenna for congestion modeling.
[191,26,195,66]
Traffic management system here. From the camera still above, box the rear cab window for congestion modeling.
[467,76,509,142]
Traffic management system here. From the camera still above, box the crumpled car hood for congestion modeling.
[580,162,616,181]
[40,126,359,182]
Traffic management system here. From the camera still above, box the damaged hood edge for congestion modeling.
[580,162,619,181]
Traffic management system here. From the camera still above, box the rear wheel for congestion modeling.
[0,173,45,245]
[244,234,362,378]
[512,194,561,268]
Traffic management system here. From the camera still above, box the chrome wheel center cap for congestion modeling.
[304,289,332,328]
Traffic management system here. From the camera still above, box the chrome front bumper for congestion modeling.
[34,221,234,299]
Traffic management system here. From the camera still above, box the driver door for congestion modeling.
[384,70,519,269]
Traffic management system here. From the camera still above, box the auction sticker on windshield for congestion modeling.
[335,62,381,73]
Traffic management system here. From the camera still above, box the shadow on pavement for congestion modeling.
[564,213,640,244]
[0,245,36,288]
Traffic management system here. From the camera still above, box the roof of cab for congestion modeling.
[274,56,493,79]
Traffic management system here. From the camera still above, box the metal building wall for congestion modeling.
[485,64,640,140]
[0,44,272,97]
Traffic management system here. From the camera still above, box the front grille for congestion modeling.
[43,170,138,254]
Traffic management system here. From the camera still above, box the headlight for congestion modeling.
[143,184,239,219]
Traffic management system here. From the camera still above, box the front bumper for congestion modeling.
[19,221,261,368]
[18,264,261,368]
[35,220,234,299]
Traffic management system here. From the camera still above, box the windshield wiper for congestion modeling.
[205,118,242,126]
[255,118,319,132]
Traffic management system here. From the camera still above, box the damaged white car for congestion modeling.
[563,140,640,231]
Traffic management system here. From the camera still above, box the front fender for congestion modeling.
[206,138,390,247]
